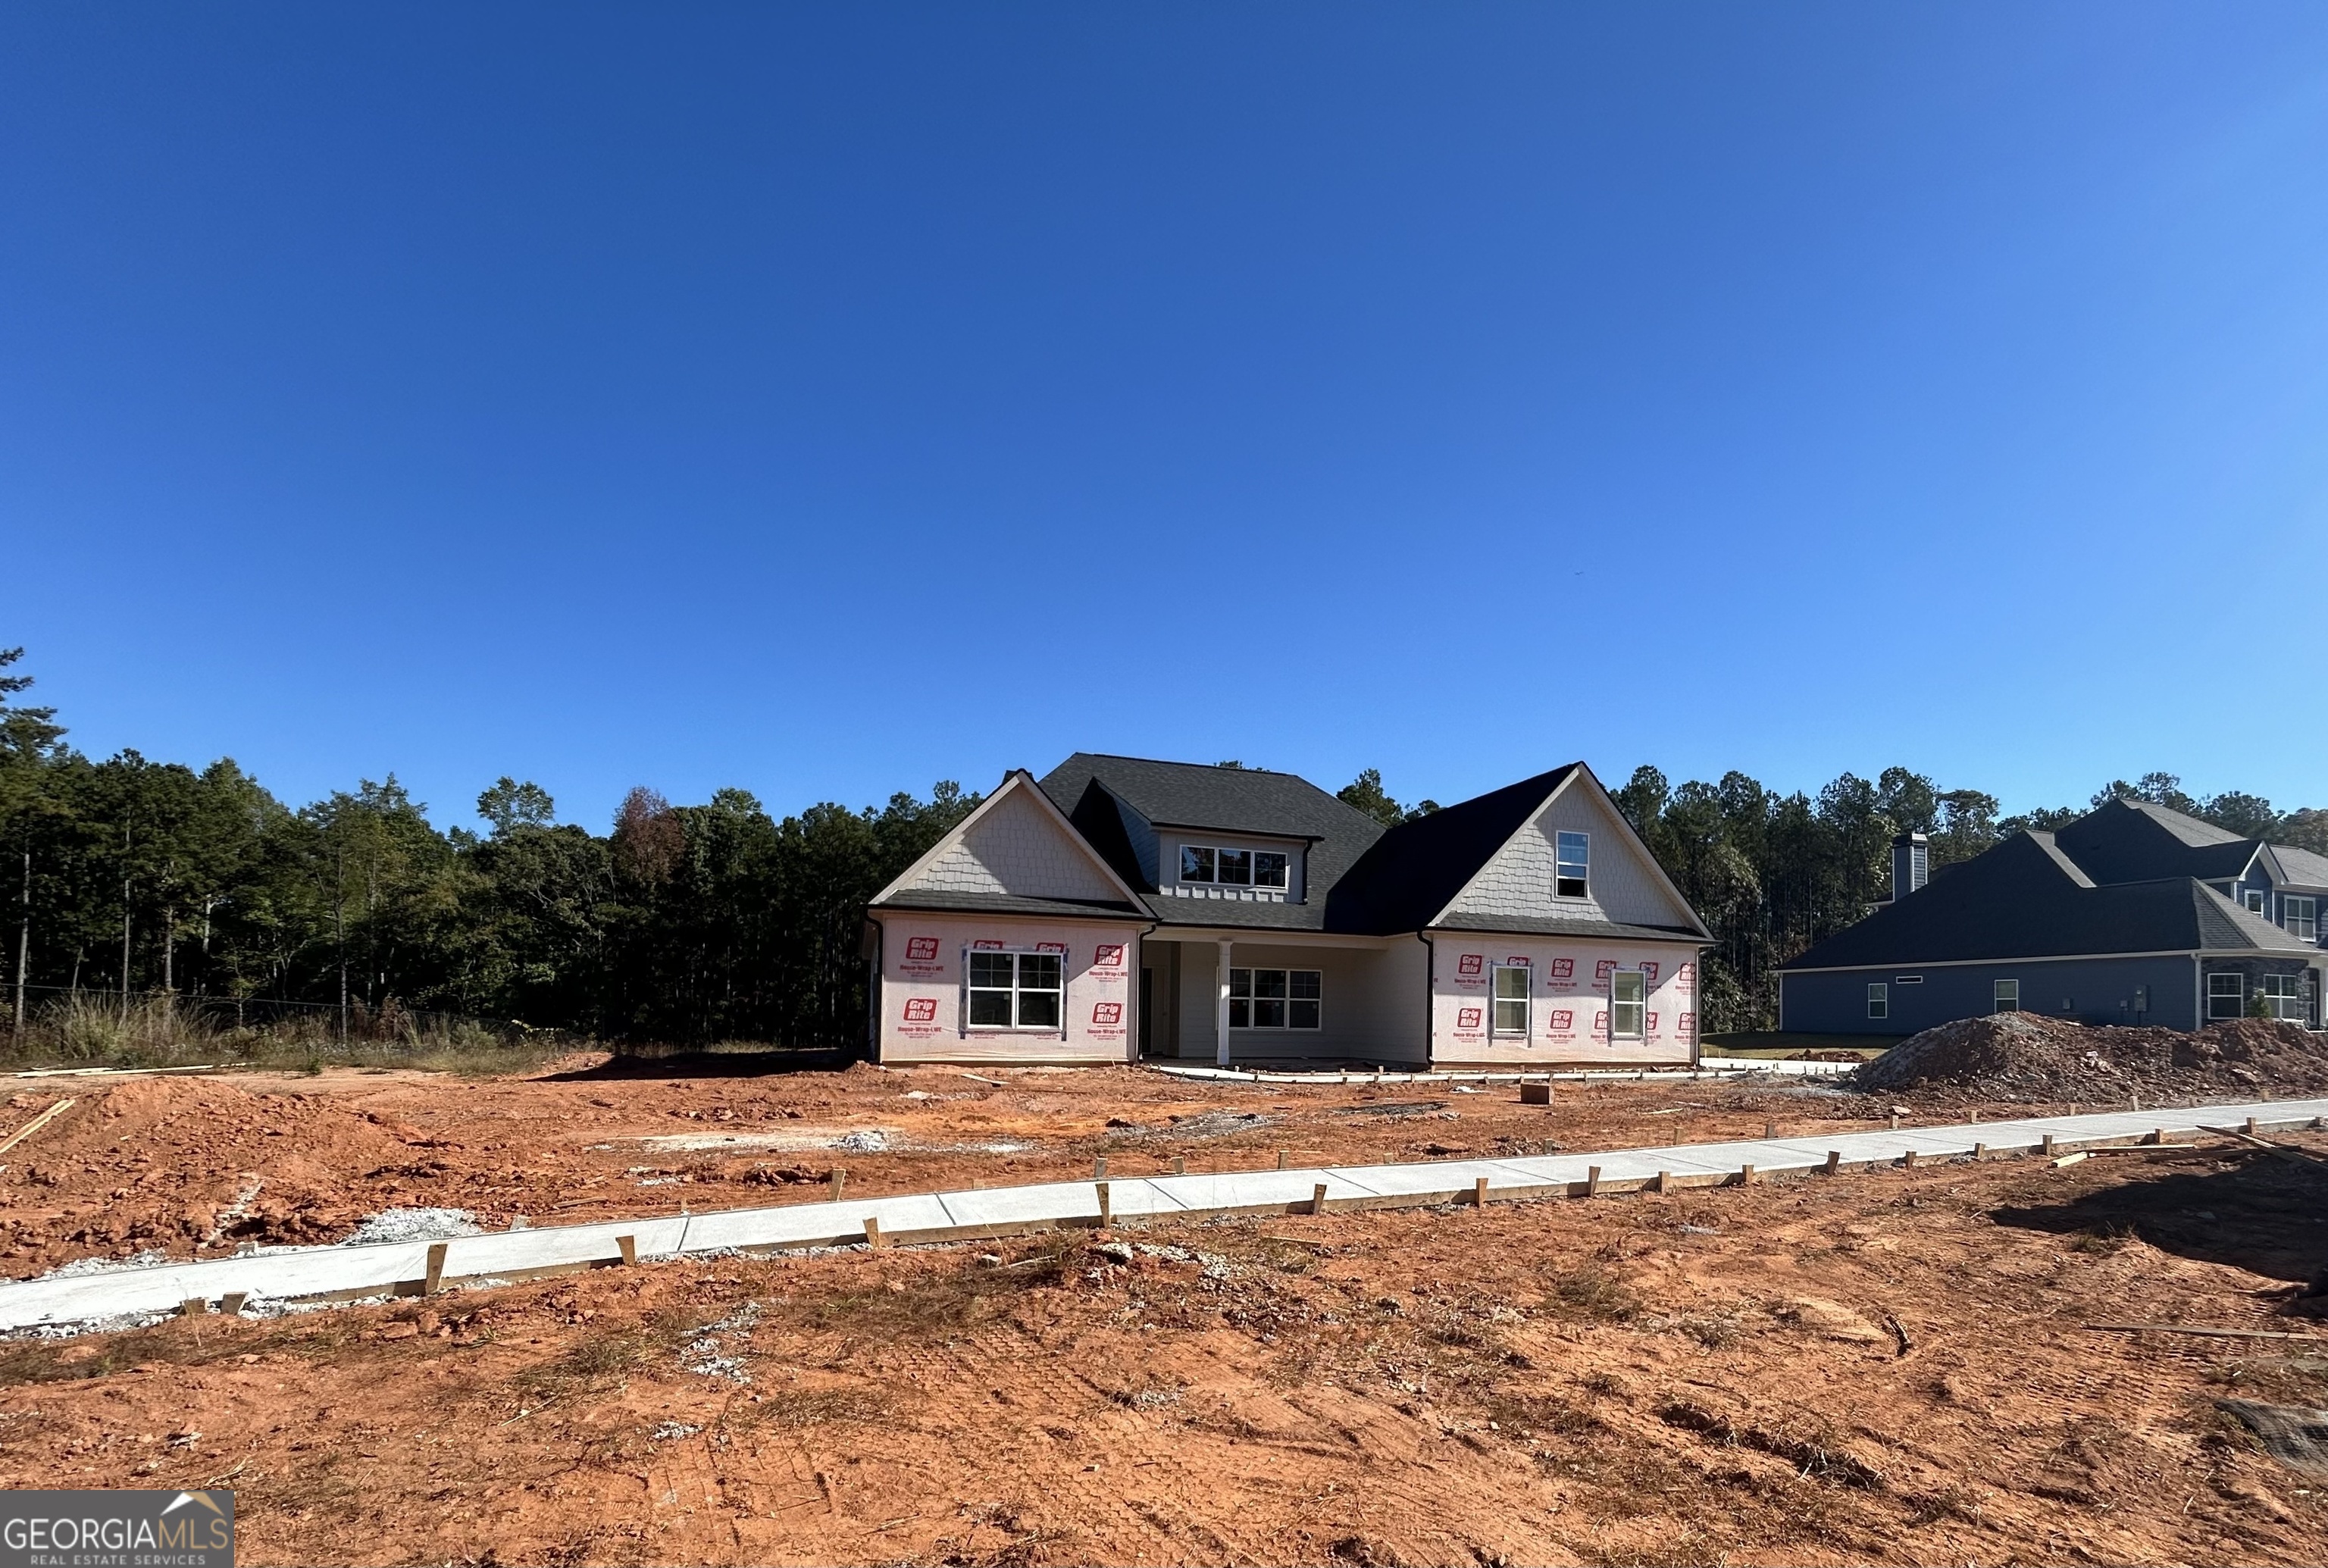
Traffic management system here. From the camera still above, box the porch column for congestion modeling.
[1216,939,1233,1067]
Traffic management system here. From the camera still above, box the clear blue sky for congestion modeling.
[5,5,2326,833]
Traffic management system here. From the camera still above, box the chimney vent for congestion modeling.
[1892,832,1929,901]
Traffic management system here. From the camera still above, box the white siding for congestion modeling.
[1158,937,1426,1064]
[899,785,1123,903]
[1444,781,1694,930]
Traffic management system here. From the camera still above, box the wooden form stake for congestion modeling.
[1901,1150,1917,1170]
[1312,1182,1328,1216]
[1653,1170,1669,1194]
[1096,1181,1112,1228]
[0,1098,76,1157]
[615,1235,637,1267]
[1824,1150,1841,1175]
[1585,1165,1601,1197]
[424,1241,449,1295]
[220,1292,246,1316]
[830,1169,846,1202]
[180,1297,205,1317]
[1094,1155,1107,1179]
[1276,1150,1288,1170]
[1472,1175,1488,1208]
[2245,1116,2261,1136]
[1738,1163,1756,1185]
[862,1216,884,1250]
[2042,1135,2057,1156]
[1973,1142,1987,1159]
[1172,1156,1185,1175]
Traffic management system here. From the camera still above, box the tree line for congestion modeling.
[5,648,2322,1045]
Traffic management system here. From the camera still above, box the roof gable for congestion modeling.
[1325,764,1708,940]
[1440,768,1704,934]
[871,771,1146,912]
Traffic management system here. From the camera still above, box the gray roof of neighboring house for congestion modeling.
[1039,753,1388,933]
[2050,798,2259,884]
[2269,842,2328,890]
[1779,831,2319,971]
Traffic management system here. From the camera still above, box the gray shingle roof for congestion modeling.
[2269,842,2328,890]
[2051,798,2258,884]
[1323,767,1577,936]
[871,889,1150,922]
[1780,830,2319,971]
[1039,754,1388,933]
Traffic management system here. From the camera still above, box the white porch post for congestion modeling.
[1216,939,1233,1067]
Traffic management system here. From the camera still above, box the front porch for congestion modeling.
[1137,930,1430,1066]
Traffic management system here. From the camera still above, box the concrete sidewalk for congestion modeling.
[2,1096,2320,1335]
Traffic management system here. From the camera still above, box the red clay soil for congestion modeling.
[1854,1015,2328,1103]
[0,1058,1941,1277]
[3,1131,2325,1566]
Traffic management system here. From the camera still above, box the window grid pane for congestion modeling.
[1556,831,1589,897]
[1254,853,1289,888]
[1218,850,1252,885]
[1181,847,1215,882]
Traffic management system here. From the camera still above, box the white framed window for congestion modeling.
[2207,971,2243,1020]
[1491,966,1531,1036]
[2246,890,2267,915]
[1180,843,1292,890]
[1555,831,1590,900]
[1229,969,1322,1030]
[2285,896,2317,942]
[967,950,1062,1029]
[1610,969,1645,1039]
[1992,978,2019,1013]
[1867,982,1888,1020]
[2261,973,2301,1022]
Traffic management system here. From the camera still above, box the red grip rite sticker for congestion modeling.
[1092,1002,1122,1025]
[1457,954,1484,977]
[1549,1009,1573,1030]
[1550,958,1574,979]
[1094,944,1125,968]
[901,997,937,1022]
[1457,1007,1482,1029]
[904,937,940,962]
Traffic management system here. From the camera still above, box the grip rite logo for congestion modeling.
[1549,959,1574,980]
[1094,944,1125,968]
[903,936,940,962]
[901,997,938,1022]
[1092,1002,1122,1025]
[1457,954,1484,977]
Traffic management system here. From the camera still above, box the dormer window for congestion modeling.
[1555,831,1590,899]
[1178,843,1291,889]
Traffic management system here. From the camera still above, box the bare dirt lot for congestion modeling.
[0,1059,2325,1565]
[0,1056,1933,1272]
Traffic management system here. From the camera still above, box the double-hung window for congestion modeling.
[1555,832,1590,899]
[2207,972,2243,1020]
[1491,966,1530,1037]
[2285,896,2318,943]
[1610,970,1645,1039]
[1992,978,2019,1013]
[2261,973,2301,1022]
[2246,890,2267,915]
[1867,982,1888,1021]
[1228,969,1321,1030]
[967,951,1062,1029]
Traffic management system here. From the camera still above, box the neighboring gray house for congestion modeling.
[1779,797,2328,1034]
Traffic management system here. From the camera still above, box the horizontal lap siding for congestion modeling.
[1432,937,1700,1066]
[875,914,1137,1065]
[1780,955,2202,1034]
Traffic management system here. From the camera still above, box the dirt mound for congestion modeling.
[2,1077,433,1269]
[1853,1012,2328,1102]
